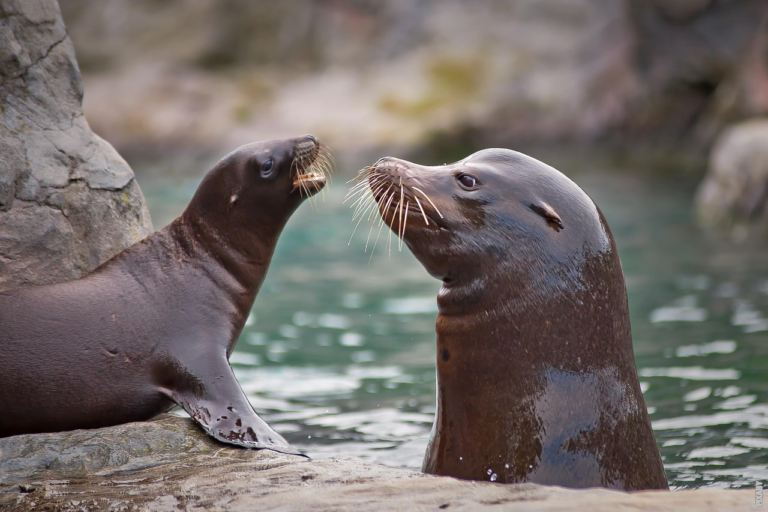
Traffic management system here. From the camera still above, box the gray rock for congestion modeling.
[0,415,752,511]
[695,119,768,241]
[0,0,152,292]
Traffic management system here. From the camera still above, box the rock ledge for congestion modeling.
[0,415,753,511]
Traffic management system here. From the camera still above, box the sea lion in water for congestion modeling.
[349,149,668,490]
[0,135,331,455]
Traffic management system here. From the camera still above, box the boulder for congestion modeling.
[0,0,152,292]
[695,118,768,241]
[0,415,753,511]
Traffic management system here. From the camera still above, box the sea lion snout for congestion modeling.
[364,157,448,231]
[291,135,330,196]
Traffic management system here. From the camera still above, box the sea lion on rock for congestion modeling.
[0,135,331,455]
[349,149,668,490]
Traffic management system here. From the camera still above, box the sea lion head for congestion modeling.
[361,148,612,312]
[185,135,331,243]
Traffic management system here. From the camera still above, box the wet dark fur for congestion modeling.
[360,149,668,490]
[0,136,327,455]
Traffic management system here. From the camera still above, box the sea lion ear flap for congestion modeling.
[529,202,564,232]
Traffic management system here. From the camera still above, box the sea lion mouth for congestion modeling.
[344,159,449,252]
[291,137,333,197]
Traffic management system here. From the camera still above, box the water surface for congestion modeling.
[134,150,768,489]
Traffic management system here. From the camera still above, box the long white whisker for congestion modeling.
[367,184,392,221]
[400,201,409,251]
[414,196,429,226]
[397,179,404,249]
[348,198,378,245]
[366,190,395,252]
[369,213,387,264]
[412,187,444,218]
[344,173,382,202]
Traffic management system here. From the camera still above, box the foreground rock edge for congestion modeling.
[0,415,754,511]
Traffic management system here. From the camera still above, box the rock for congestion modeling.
[695,118,768,241]
[628,1,768,145]
[0,0,152,292]
[55,0,768,154]
[57,0,638,153]
[0,415,752,511]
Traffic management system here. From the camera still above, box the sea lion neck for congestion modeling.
[434,246,561,320]
[172,211,281,296]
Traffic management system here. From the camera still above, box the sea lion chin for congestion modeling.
[351,148,668,490]
[0,135,331,456]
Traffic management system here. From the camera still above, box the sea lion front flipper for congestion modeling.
[168,355,305,457]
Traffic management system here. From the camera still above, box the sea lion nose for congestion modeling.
[305,134,317,144]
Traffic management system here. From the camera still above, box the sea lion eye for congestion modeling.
[261,159,274,178]
[457,174,479,190]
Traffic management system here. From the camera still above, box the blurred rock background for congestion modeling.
[57,1,767,150]
[55,0,768,235]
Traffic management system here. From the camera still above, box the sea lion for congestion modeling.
[349,149,668,490]
[0,135,331,455]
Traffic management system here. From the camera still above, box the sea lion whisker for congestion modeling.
[343,185,367,203]
[347,167,372,185]
[368,215,388,264]
[367,184,393,222]
[414,196,430,226]
[345,175,383,205]
[353,182,387,219]
[350,193,372,219]
[346,167,372,186]
[412,187,444,218]
[344,173,380,200]
[318,142,336,173]
[381,189,397,223]
[364,178,388,203]
[352,192,378,222]
[401,201,410,251]
[366,190,395,252]
[397,179,404,251]
[349,197,379,245]
[350,180,385,217]
[373,190,396,256]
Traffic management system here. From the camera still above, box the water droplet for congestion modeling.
[529,464,533,469]
[308,435,312,439]
[486,468,492,475]
[459,457,463,461]
[490,473,498,482]
[504,463,509,469]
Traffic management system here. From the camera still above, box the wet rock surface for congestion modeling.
[0,0,152,292]
[0,415,753,511]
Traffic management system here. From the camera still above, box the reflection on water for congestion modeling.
[134,151,768,489]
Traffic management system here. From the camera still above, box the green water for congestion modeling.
[134,150,768,489]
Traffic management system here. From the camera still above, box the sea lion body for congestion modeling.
[0,136,329,455]
[357,149,668,490]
